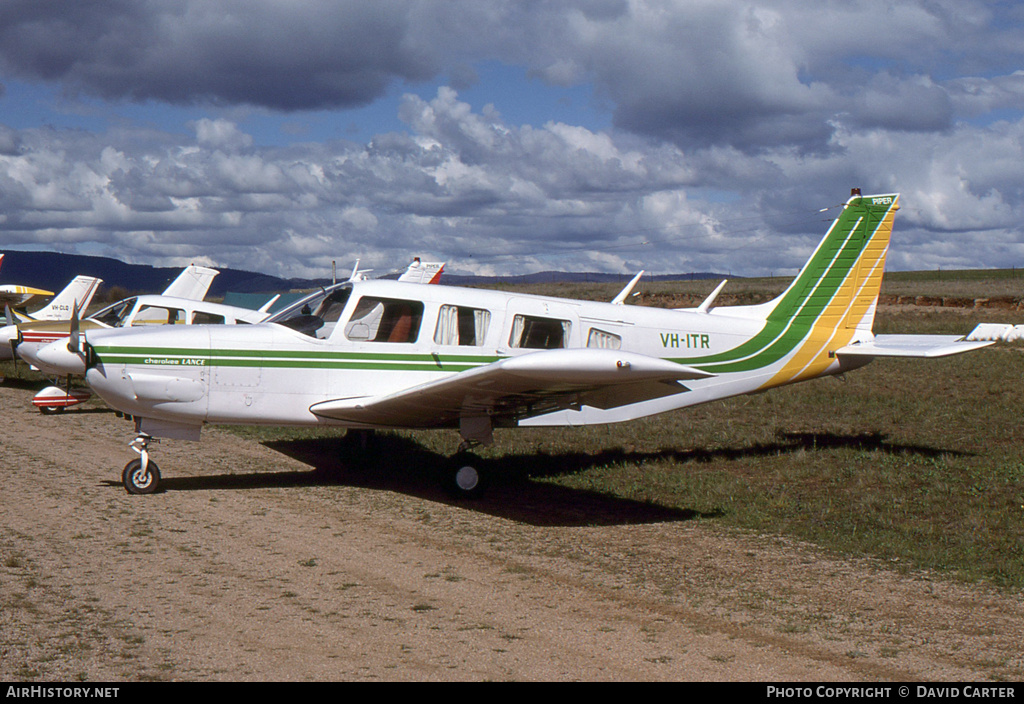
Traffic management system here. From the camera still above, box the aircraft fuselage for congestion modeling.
[83,278,835,438]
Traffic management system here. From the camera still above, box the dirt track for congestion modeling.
[2,381,1023,682]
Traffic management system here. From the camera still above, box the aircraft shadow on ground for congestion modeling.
[1,376,48,391]
[136,429,968,529]
[153,433,704,528]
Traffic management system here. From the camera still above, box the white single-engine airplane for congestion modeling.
[24,258,446,411]
[51,190,993,495]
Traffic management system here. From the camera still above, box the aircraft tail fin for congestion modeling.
[161,265,219,300]
[398,258,445,284]
[764,189,897,333]
[32,275,103,321]
[752,189,899,388]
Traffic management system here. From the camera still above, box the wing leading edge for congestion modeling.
[309,348,713,431]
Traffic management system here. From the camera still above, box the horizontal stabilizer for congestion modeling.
[835,334,994,360]
[966,323,1024,342]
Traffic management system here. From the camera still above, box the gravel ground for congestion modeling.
[2,382,1022,682]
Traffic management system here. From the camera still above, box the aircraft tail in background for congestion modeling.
[30,275,103,321]
[160,265,219,300]
[398,258,445,284]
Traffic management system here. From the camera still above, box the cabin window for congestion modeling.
[192,311,226,325]
[509,315,571,349]
[345,297,423,343]
[587,328,622,350]
[434,305,491,346]
[133,305,185,326]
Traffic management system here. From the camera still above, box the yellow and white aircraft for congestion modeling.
[0,253,56,310]
[47,190,993,495]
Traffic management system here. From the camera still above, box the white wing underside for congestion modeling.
[309,348,712,430]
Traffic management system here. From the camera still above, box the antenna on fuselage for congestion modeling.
[696,279,728,313]
[611,271,644,305]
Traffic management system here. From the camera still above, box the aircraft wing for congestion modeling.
[0,286,54,309]
[309,348,712,429]
[835,334,995,360]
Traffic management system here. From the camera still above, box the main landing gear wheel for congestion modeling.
[445,455,487,498]
[123,458,161,495]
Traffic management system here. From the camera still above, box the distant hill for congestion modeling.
[0,250,296,298]
[0,250,729,301]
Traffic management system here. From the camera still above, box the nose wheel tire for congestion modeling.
[123,458,161,495]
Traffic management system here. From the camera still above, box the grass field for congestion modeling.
[4,270,1023,590]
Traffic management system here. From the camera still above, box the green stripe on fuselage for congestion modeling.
[91,345,501,373]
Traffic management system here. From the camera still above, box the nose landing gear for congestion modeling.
[123,433,161,494]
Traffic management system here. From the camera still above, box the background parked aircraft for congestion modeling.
[1,275,103,360]
[0,253,54,311]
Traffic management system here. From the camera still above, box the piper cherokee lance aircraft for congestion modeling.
[14,264,219,368]
[49,190,994,496]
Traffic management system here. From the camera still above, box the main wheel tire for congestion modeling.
[445,457,487,498]
[122,458,161,495]
[39,405,65,415]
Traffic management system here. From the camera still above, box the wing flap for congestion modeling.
[835,334,995,360]
[309,348,712,428]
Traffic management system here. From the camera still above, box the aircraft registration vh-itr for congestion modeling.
[53,190,993,496]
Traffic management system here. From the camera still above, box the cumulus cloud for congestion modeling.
[0,0,437,110]
[2,0,1018,152]
[0,0,1022,277]
[0,84,1018,279]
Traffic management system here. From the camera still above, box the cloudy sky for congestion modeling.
[1,0,1023,280]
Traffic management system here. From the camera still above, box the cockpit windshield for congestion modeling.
[266,283,353,338]
[91,297,137,327]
